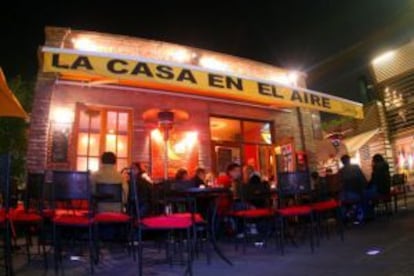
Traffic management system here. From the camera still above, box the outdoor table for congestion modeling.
[182,187,233,266]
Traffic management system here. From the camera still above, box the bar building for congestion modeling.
[27,27,362,180]
[371,39,414,180]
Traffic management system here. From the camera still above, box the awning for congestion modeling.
[41,47,364,119]
[342,128,380,155]
[315,139,348,161]
[0,68,28,119]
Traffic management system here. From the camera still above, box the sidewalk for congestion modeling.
[12,198,414,276]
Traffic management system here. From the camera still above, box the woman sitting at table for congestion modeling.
[173,168,194,190]
[191,167,207,187]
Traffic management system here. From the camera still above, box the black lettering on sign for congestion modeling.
[52,54,69,69]
[71,56,93,70]
[155,65,174,80]
[208,74,225,88]
[310,94,321,106]
[131,62,153,77]
[225,76,243,91]
[177,69,196,84]
[290,90,303,102]
[272,86,285,99]
[107,59,128,74]
[258,82,272,96]
[322,97,331,108]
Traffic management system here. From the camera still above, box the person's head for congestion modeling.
[101,152,116,165]
[226,163,241,180]
[120,167,130,181]
[340,155,351,166]
[372,154,385,166]
[311,171,320,180]
[244,165,255,178]
[195,167,206,180]
[175,168,189,181]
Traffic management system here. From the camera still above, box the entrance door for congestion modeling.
[213,144,241,175]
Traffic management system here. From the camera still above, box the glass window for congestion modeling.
[75,107,131,172]
[243,121,272,144]
[210,117,241,142]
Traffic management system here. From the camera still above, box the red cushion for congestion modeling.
[141,215,193,229]
[278,205,312,216]
[94,212,131,223]
[390,189,403,196]
[312,199,339,212]
[167,212,205,223]
[53,215,93,226]
[233,208,275,218]
[10,212,42,223]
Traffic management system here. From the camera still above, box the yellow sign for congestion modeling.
[42,47,363,118]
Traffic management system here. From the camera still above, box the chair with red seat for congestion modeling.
[10,172,47,267]
[93,182,132,263]
[311,197,344,245]
[51,170,95,275]
[0,153,14,276]
[130,173,195,276]
[231,189,275,254]
[276,171,315,255]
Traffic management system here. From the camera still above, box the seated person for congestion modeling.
[191,167,206,187]
[244,166,270,208]
[92,152,127,213]
[173,168,193,190]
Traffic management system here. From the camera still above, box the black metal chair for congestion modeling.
[130,173,195,276]
[276,171,315,255]
[0,153,14,276]
[51,170,95,275]
[93,182,132,264]
[391,173,408,213]
[11,173,48,265]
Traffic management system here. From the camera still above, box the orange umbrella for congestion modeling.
[0,67,28,119]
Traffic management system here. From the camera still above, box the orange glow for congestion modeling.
[151,129,163,143]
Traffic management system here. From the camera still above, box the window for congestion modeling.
[75,106,131,172]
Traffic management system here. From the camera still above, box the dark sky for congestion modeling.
[1,0,414,102]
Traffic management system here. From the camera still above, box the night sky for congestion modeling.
[1,0,414,102]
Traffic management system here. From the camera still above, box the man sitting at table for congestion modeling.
[191,167,207,187]
[92,151,128,213]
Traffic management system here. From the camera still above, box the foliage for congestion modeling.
[0,76,34,186]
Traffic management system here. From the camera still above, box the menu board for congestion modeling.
[51,124,69,163]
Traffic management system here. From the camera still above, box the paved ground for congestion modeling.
[8,198,414,276]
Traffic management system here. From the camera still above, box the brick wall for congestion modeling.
[27,82,320,173]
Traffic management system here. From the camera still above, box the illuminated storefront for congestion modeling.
[371,40,414,180]
[27,27,363,180]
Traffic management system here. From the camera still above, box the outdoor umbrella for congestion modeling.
[0,67,28,119]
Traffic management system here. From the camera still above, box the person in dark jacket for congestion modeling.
[339,155,367,222]
[369,154,391,196]
[244,165,269,208]
[130,162,152,217]
[191,168,206,187]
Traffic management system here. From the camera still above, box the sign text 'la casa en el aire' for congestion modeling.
[42,47,363,118]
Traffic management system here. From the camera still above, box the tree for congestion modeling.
[0,76,34,186]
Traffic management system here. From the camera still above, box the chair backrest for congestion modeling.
[0,153,11,212]
[277,171,311,207]
[25,172,45,211]
[278,171,311,196]
[392,173,407,187]
[95,183,123,203]
[52,170,91,211]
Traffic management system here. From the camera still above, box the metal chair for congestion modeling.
[51,170,95,274]
[10,172,47,267]
[130,172,195,276]
[0,153,14,276]
[93,182,132,263]
[276,171,315,255]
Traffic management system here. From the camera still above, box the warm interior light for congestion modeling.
[172,131,198,154]
[151,129,163,143]
[52,107,74,124]
[199,56,228,71]
[72,37,98,52]
[372,50,395,65]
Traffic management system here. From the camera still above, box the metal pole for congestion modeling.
[163,128,169,180]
